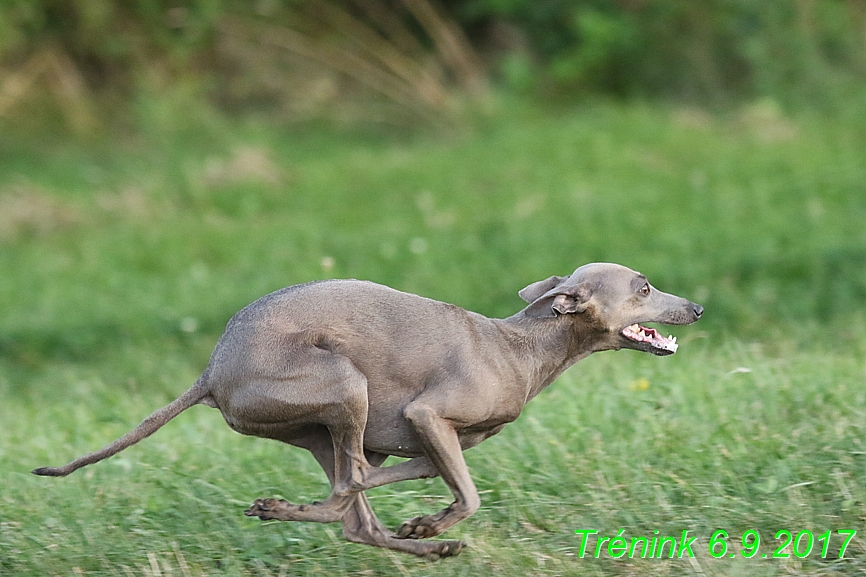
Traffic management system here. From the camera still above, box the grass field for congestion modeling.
[2,96,866,576]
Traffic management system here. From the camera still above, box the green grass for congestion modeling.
[2,97,866,576]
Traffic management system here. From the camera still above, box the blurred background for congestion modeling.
[2,0,865,347]
[3,3,866,575]
[2,0,865,127]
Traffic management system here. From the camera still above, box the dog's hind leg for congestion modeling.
[342,487,465,558]
[287,433,464,558]
[231,344,374,523]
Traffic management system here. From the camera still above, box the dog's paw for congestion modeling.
[245,498,290,520]
[396,515,441,539]
[424,540,465,561]
[396,516,423,539]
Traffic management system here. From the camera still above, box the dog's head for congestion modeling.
[518,263,703,356]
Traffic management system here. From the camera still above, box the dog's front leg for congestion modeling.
[395,401,481,539]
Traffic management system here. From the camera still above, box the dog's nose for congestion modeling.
[693,304,704,319]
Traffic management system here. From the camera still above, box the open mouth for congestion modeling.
[621,323,679,355]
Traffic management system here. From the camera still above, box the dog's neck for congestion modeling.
[497,311,605,403]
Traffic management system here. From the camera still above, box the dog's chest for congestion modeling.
[456,421,511,450]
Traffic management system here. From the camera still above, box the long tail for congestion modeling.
[32,379,212,477]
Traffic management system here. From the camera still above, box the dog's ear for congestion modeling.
[518,275,567,303]
[523,283,592,318]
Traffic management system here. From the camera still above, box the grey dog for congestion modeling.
[34,262,703,559]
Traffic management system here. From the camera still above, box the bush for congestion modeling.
[0,0,863,130]
[458,0,866,105]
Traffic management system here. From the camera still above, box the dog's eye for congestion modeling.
[640,283,650,296]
